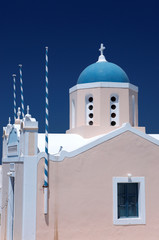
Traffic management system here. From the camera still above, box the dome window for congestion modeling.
[85,94,94,126]
[111,105,116,110]
[89,121,93,125]
[89,105,93,110]
[110,94,119,127]
[89,97,93,102]
[89,113,93,118]
[111,113,116,118]
[111,96,116,102]
[111,121,116,126]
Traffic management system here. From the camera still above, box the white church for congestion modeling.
[1,44,159,240]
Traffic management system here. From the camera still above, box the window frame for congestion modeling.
[113,177,146,225]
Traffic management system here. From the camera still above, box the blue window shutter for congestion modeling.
[118,183,138,218]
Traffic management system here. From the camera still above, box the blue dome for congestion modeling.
[77,61,129,84]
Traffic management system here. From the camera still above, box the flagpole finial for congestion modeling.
[25,105,31,118]
[27,105,29,115]
[17,107,21,119]
[12,74,17,121]
[8,117,11,125]
[7,117,12,128]
[19,64,25,118]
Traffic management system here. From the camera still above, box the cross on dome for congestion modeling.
[97,43,107,62]
[99,43,105,56]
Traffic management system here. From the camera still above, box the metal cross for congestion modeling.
[99,43,105,55]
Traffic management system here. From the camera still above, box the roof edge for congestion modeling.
[69,82,138,94]
[49,123,159,162]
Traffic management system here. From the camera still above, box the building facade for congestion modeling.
[1,45,159,240]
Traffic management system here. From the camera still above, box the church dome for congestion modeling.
[77,44,129,84]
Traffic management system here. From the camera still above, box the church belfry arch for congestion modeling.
[67,44,139,138]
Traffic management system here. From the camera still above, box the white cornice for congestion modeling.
[69,82,138,93]
[49,123,159,162]
[4,123,158,164]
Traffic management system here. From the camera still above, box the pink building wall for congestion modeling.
[36,131,159,240]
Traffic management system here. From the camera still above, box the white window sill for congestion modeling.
[114,217,145,225]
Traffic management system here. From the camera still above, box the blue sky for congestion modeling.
[0,0,159,157]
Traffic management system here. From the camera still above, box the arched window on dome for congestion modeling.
[85,94,94,126]
[72,100,75,128]
[110,94,119,127]
[132,95,135,127]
